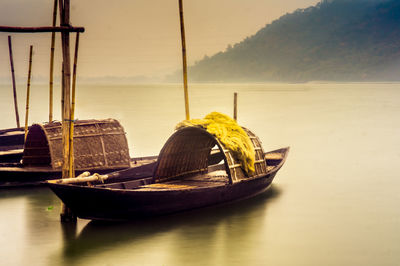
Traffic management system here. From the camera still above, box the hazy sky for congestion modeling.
[0,0,319,80]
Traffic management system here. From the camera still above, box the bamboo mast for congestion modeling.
[49,0,58,123]
[68,32,80,178]
[60,0,72,180]
[59,0,75,222]
[233,92,238,121]
[7,36,21,128]
[24,45,33,140]
[178,0,190,120]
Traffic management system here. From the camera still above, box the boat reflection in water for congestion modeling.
[60,186,281,265]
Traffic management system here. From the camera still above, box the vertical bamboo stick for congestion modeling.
[60,0,71,180]
[7,36,21,128]
[61,64,64,119]
[234,92,238,121]
[24,45,33,140]
[49,0,58,123]
[59,0,75,222]
[178,0,190,120]
[68,32,80,178]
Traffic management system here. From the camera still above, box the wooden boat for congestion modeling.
[0,119,157,188]
[47,126,289,221]
[0,127,25,163]
[0,127,24,150]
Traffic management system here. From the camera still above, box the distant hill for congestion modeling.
[186,0,400,82]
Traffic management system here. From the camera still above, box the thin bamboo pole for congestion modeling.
[58,0,64,30]
[24,46,33,140]
[7,36,21,128]
[49,0,58,123]
[234,92,238,121]
[68,32,80,178]
[60,0,65,121]
[178,0,190,120]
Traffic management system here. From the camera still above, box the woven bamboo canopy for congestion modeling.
[153,126,267,184]
[22,119,130,170]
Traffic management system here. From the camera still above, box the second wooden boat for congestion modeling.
[0,118,157,188]
[0,127,25,163]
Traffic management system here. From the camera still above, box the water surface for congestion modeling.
[0,83,399,265]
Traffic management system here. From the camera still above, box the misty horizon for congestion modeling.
[0,0,319,81]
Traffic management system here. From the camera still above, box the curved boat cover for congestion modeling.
[153,126,268,184]
[22,119,130,170]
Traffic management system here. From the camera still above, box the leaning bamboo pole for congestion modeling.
[49,0,58,123]
[178,0,190,120]
[24,45,33,140]
[7,36,21,128]
[68,32,80,178]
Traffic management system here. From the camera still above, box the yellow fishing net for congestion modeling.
[176,112,255,174]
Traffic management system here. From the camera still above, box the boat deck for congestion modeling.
[96,169,229,191]
[134,170,229,191]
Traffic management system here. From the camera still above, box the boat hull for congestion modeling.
[48,171,278,221]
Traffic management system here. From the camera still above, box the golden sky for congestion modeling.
[0,0,319,79]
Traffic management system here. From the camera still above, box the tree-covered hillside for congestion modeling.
[187,0,400,82]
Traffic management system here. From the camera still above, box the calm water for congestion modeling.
[0,82,399,266]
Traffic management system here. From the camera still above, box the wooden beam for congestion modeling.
[0,26,84,33]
